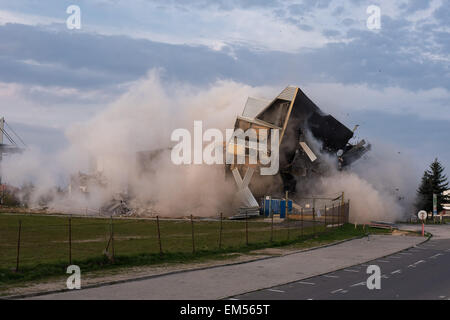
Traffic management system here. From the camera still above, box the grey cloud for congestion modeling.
[1,14,449,97]
[400,0,431,14]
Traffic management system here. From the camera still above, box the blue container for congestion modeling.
[280,200,293,218]
[264,198,271,216]
[263,197,293,217]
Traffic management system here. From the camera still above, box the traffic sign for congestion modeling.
[418,210,427,221]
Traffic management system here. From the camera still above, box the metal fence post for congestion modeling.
[156,216,162,255]
[270,210,274,243]
[332,204,335,228]
[110,216,115,262]
[324,205,327,229]
[301,208,304,238]
[347,200,351,224]
[69,216,72,265]
[190,215,195,254]
[219,213,223,250]
[245,212,249,246]
[337,203,341,226]
[15,220,22,272]
[313,205,316,236]
[287,221,290,241]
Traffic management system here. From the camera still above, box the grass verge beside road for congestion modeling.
[1,213,392,286]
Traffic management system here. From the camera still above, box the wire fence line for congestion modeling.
[0,201,350,273]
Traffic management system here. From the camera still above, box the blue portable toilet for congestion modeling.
[271,199,280,215]
[280,200,293,218]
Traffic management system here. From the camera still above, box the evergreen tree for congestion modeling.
[416,158,449,213]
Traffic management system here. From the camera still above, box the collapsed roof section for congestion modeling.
[227,85,371,197]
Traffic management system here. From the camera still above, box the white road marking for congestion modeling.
[408,260,425,268]
[389,256,401,259]
[439,296,446,299]
[399,252,412,255]
[323,275,339,279]
[391,269,402,274]
[341,290,348,294]
[267,289,285,293]
[381,275,389,279]
[229,298,239,300]
[377,260,390,263]
[331,289,343,294]
[298,281,315,285]
[350,282,366,287]
[429,253,443,259]
[344,269,359,273]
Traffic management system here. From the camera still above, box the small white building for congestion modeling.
[443,190,450,213]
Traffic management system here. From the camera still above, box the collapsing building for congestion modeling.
[226,86,370,211]
[62,86,370,218]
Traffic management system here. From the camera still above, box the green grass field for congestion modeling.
[0,213,387,285]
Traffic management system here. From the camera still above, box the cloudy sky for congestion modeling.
[0,0,449,175]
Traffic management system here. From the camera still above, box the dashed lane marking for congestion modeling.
[350,282,366,287]
[344,269,359,273]
[267,289,285,293]
[408,260,426,268]
[323,275,339,279]
[297,281,315,285]
[331,289,343,294]
[391,269,402,274]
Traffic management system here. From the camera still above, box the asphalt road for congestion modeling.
[232,238,450,300]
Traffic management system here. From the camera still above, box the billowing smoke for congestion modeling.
[2,71,275,216]
[300,131,418,223]
[2,71,419,221]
